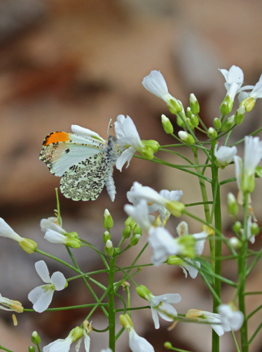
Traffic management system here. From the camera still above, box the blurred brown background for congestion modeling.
[0,0,261,351]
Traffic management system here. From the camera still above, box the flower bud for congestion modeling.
[142,140,160,153]
[19,238,37,254]
[190,114,199,128]
[167,255,183,265]
[221,115,234,132]
[119,314,133,330]
[28,347,36,352]
[133,224,142,236]
[164,342,172,349]
[189,93,200,114]
[103,209,114,229]
[64,237,82,249]
[167,98,183,115]
[125,216,136,230]
[229,237,241,249]
[207,127,217,140]
[104,239,114,256]
[161,114,174,134]
[220,95,233,115]
[227,193,238,216]
[136,285,151,300]
[130,234,141,247]
[214,117,221,130]
[103,230,111,243]
[186,107,192,118]
[233,221,242,234]
[241,97,256,112]
[31,331,41,345]
[251,222,259,236]
[178,131,195,145]
[122,226,131,239]
[176,114,185,127]
[234,105,246,125]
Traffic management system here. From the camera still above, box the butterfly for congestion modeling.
[39,125,120,201]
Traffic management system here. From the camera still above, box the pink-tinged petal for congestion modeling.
[51,272,67,291]
[35,260,51,283]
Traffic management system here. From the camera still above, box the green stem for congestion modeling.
[108,255,116,352]
[238,192,249,352]
[211,142,222,352]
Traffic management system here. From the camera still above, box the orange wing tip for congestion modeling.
[43,131,70,146]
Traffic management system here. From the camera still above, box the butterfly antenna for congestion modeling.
[107,119,113,137]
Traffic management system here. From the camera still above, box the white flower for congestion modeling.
[127,182,184,217]
[142,70,173,104]
[124,199,153,231]
[43,336,73,352]
[100,349,112,352]
[28,260,67,313]
[0,294,23,313]
[214,144,237,168]
[0,218,23,242]
[186,305,244,336]
[239,74,262,103]
[129,328,155,352]
[247,215,255,244]
[148,227,180,266]
[179,259,201,279]
[147,293,181,329]
[114,115,144,171]
[219,65,244,101]
[234,136,262,193]
[218,304,244,331]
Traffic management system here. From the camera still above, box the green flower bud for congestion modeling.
[207,127,217,140]
[214,117,221,130]
[31,331,41,345]
[251,222,259,236]
[69,326,83,343]
[28,347,36,352]
[186,107,192,118]
[161,114,174,134]
[125,216,136,230]
[122,226,131,239]
[164,342,173,349]
[130,234,141,247]
[167,98,183,115]
[103,230,111,243]
[190,114,199,128]
[227,193,238,216]
[136,285,151,300]
[234,105,246,125]
[104,239,114,256]
[103,209,114,229]
[221,115,234,132]
[178,131,195,145]
[255,165,262,178]
[233,221,242,234]
[133,224,142,236]
[229,237,241,249]
[64,237,82,249]
[176,114,185,127]
[65,231,79,239]
[167,255,184,265]
[19,238,37,254]
[220,95,233,115]
[119,314,133,329]
[189,93,200,114]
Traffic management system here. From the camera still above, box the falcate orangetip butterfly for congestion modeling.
[39,124,120,201]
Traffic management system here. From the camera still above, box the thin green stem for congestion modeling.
[238,192,249,352]
[108,255,116,352]
[248,322,262,345]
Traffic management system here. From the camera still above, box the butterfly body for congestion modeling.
[40,127,119,201]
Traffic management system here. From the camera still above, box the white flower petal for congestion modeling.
[40,217,66,234]
[214,144,237,166]
[0,218,22,242]
[124,200,152,231]
[142,70,171,103]
[44,230,66,244]
[151,308,160,329]
[116,147,136,171]
[129,328,155,352]
[35,260,51,283]
[28,286,54,313]
[43,337,72,352]
[51,272,67,291]
[83,331,91,352]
